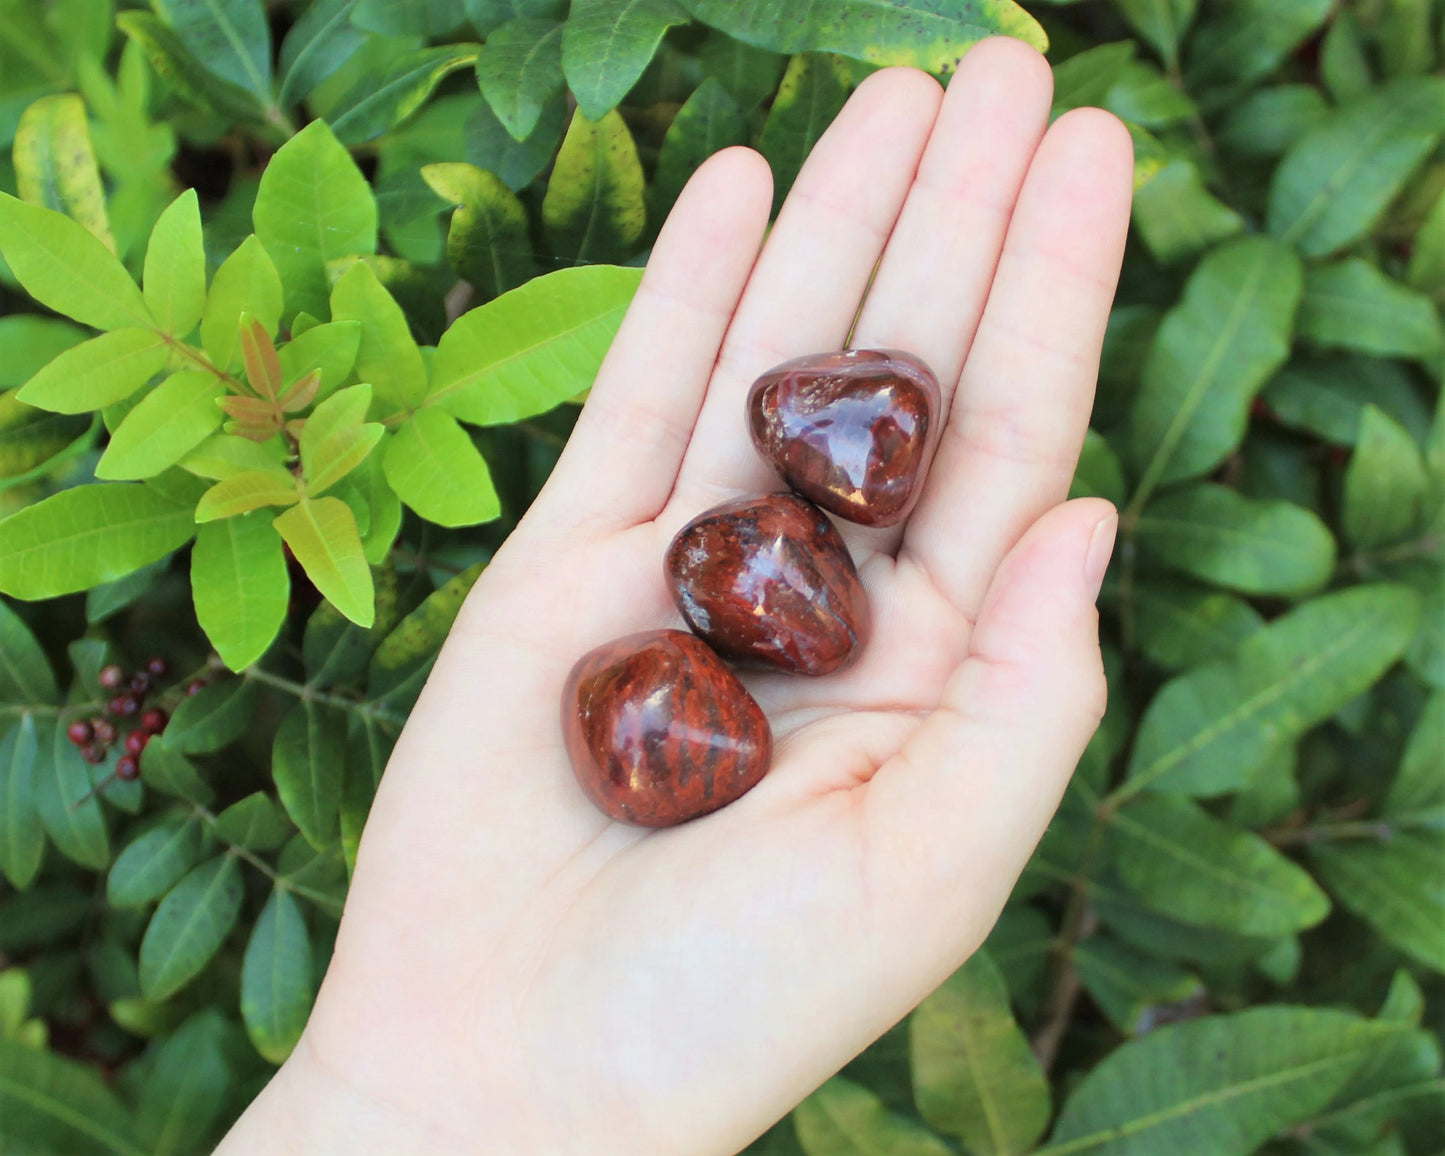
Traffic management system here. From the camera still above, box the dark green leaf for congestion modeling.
[117,10,269,122]
[134,1010,233,1156]
[758,53,851,214]
[138,854,244,1000]
[192,511,290,672]
[35,719,109,870]
[696,28,786,111]
[153,0,273,105]
[1111,0,1195,69]
[353,0,465,34]
[241,888,315,1062]
[1297,258,1445,360]
[140,743,215,807]
[329,44,480,146]
[1133,579,1264,672]
[272,699,347,848]
[1073,936,1203,1036]
[1185,0,1331,93]
[465,91,568,190]
[562,0,690,121]
[1131,159,1243,264]
[1385,690,1444,823]
[1311,833,1445,974]
[1263,355,1430,447]
[277,0,366,107]
[541,107,646,263]
[1217,84,1328,157]
[0,599,59,703]
[0,716,42,888]
[475,17,564,140]
[1342,406,1429,550]
[650,77,748,224]
[0,1037,144,1156]
[108,817,207,908]
[215,792,293,852]
[162,677,259,755]
[464,0,566,35]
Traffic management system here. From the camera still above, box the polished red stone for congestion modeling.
[562,629,772,827]
[748,349,942,527]
[666,492,869,676]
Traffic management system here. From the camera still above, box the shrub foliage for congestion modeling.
[0,1,1442,1153]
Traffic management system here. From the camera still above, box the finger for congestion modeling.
[527,146,774,534]
[666,67,944,515]
[864,498,1117,960]
[903,109,1133,613]
[846,38,1052,551]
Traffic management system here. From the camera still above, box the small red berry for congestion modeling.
[81,744,106,765]
[92,718,117,745]
[98,664,125,691]
[108,694,141,718]
[115,755,139,781]
[146,657,168,677]
[129,671,152,696]
[186,679,208,696]
[141,708,168,734]
[66,721,94,746]
[124,730,150,757]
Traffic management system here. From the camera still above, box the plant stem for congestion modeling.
[190,803,346,918]
[243,666,406,730]
[1265,817,1421,847]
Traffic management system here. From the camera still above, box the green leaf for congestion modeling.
[276,319,362,403]
[153,0,273,107]
[429,263,642,424]
[1402,561,1444,690]
[1105,795,1330,937]
[107,817,207,908]
[1319,9,1372,104]
[0,316,89,391]
[0,1037,144,1156]
[143,190,206,338]
[758,53,852,214]
[35,719,109,870]
[252,120,377,325]
[214,792,292,852]
[140,742,214,807]
[677,0,1046,72]
[0,483,196,599]
[1052,41,1135,113]
[383,408,500,527]
[138,854,244,1000]
[191,511,289,671]
[1267,76,1445,257]
[194,470,298,521]
[563,0,689,121]
[1216,84,1328,157]
[1311,833,1445,974]
[1130,159,1243,264]
[368,561,484,709]
[1407,184,1445,306]
[300,383,385,496]
[422,161,535,301]
[15,327,168,415]
[116,11,269,123]
[1127,236,1302,498]
[650,77,748,224]
[1073,936,1203,1036]
[1134,483,1335,596]
[162,677,259,754]
[1263,355,1429,447]
[357,444,402,564]
[135,1010,233,1156]
[1111,0,1195,69]
[277,0,366,107]
[1133,579,1263,672]
[475,17,564,140]
[330,43,480,145]
[1297,258,1445,360]
[542,107,646,264]
[241,887,315,1063]
[464,90,568,191]
[1123,584,1422,798]
[341,716,394,870]
[794,1076,954,1156]
[271,699,346,848]
[1386,690,1445,822]
[179,433,288,481]
[14,93,114,252]
[95,371,223,480]
[465,0,567,34]
[274,497,374,627]
[1040,1008,1405,1156]
[910,950,1050,1154]
[696,29,786,111]
[199,235,283,373]
[1342,406,1429,551]
[0,600,60,703]
[0,716,42,889]
[329,260,428,414]
[1184,0,1331,93]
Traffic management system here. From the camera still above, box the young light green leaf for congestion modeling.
[241,888,315,1063]
[200,235,283,373]
[1130,158,1243,264]
[153,0,273,106]
[179,433,288,480]
[1111,0,1195,69]
[1311,833,1445,974]
[330,43,479,145]
[1267,76,1445,257]
[1073,936,1204,1036]
[35,720,109,871]
[429,263,642,424]
[16,328,168,415]
[383,408,500,527]
[1184,0,1331,92]
[143,189,206,338]
[758,53,852,214]
[0,600,60,704]
[358,445,403,564]
[368,561,484,709]
[0,1037,145,1156]
[1297,258,1445,360]
[1105,795,1330,937]
[138,854,244,1001]
[162,678,260,755]
[277,0,366,107]
[649,77,748,224]
[271,699,346,848]
[542,107,646,264]
[795,1076,953,1156]
[1122,584,1422,799]
[422,162,535,301]
[96,371,223,480]
[329,261,428,414]
[1041,1007,1406,1156]
[1342,406,1429,550]
[192,511,289,671]
[301,390,385,498]
[1133,579,1263,672]
[14,93,114,251]
[677,0,1046,72]
[276,319,362,404]
[1134,483,1335,596]
[253,120,377,324]
[475,17,564,140]
[215,793,292,852]
[0,484,196,600]
[910,950,1051,1154]
[194,470,299,522]
[274,497,374,627]
[0,717,42,889]
[108,817,207,908]
[563,0,690,121]
[1127,236,1302,501]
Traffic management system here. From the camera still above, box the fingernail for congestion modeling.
[1083,513,1118,600]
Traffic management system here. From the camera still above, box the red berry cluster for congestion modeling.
[66,657,176,781]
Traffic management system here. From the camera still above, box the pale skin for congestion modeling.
[217,39,1134,1156]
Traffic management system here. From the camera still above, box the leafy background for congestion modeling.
[0,1,1442,1153]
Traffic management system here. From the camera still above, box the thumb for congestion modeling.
[864,497,1116,971]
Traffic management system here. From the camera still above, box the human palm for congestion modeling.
[219,38,1133,1156]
